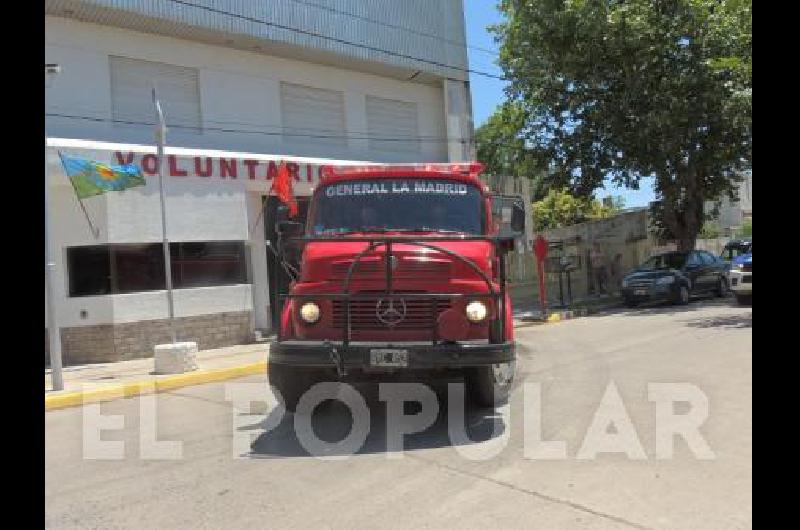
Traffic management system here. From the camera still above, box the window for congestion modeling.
[640,253,687,270]
[686,252,703,266]
[366,96,420,154]
[310,179,484,235]
[698,252,716,265]
[172,242,248,288]
[280,82,346,149]
[109,56,201,132]
[67,242,248,297]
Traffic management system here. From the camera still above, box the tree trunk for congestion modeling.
[657,167,705,252]
[676,234,697,252]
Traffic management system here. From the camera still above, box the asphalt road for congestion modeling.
[45,298,752,529]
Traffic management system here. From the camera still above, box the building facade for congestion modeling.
[45,0,474,364]
[705,170,753,235]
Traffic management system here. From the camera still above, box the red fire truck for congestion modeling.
[269,162,525,410]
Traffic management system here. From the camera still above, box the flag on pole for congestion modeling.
[58,152,146,199]
[270,161,298,217]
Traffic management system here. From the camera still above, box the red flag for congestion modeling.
[270,162,298,217]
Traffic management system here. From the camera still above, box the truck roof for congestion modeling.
[319,162,487,189]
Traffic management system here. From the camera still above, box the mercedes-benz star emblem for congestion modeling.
[375,298,407,326]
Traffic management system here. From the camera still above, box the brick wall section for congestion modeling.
[46,311,253,365]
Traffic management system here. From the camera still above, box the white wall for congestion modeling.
[45,15,449,162]
[45,139,369,332]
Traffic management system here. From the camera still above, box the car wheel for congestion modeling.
[716,277,728,297]
[674,284,690,305]
[469,360,516,408]
[736,294,752,306]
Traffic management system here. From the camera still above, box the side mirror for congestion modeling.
[277,220,304,239]
[275,204,290,225]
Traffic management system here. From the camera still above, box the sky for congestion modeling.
[463,1,656,208]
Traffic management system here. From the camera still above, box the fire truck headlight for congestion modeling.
[299,302,321,324]
[465,301,488,323]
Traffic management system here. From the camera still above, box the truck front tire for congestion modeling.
[469,361,515,408]
[268,363,321,413]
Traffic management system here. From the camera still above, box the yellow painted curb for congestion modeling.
[546,313,563,323]
[45,361,267,412]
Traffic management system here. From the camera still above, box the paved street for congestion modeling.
[45,299,752,529]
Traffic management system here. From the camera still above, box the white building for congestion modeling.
[705,170,753,234]
[45,0,475,364]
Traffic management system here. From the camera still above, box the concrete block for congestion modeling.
[154,342,198,374]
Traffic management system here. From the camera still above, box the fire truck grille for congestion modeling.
[331,259,450,279]
[332,295,452,330]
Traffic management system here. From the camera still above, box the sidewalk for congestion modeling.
[45,343,268,410]
[509,280,623,321]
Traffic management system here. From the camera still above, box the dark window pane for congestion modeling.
[67,246,111,297]
[114,244,165,293]
[170,242,248,289]
[67,242,249,297]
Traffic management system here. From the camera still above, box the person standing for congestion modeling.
[590,244,607,294]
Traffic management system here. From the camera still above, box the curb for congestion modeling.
[45,361,267,412]
[515,307,594,327]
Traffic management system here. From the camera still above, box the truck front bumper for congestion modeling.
[270,340,515,369]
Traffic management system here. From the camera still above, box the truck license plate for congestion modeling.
[370,349,408,367]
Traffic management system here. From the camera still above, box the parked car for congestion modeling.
[719,238,751,289]
[728,249,752,305]
[720,238,752,263]
[621,250,728,307]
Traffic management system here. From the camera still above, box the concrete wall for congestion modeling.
[45,138,370,339]
[532,209,654,304]
[45,15,450,162]
[45,0,469,81]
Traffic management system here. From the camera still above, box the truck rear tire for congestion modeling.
[469,361,515,408]
[268,363,320,413]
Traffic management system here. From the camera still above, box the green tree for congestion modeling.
[532,188,622,231]
[475,102,552,199]
[738,218,752,237]
[492,0,751,250]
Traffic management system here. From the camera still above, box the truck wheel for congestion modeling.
[469,360,515,408]
[268,363,320,413]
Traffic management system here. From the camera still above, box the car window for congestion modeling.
[721,244,750,260]
[699,251,715,265]
[686,252,703,266]
[639,253,687,270]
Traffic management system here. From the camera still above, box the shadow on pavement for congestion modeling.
[683,311,752,329]
[590,296,741,318]
[243,381,508,459]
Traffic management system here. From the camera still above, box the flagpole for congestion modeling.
[153,88,177,344]
[45,64,64,391]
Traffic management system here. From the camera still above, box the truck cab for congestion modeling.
[269,163,525,410]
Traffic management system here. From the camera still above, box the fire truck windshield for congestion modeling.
[310,178,484,235]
